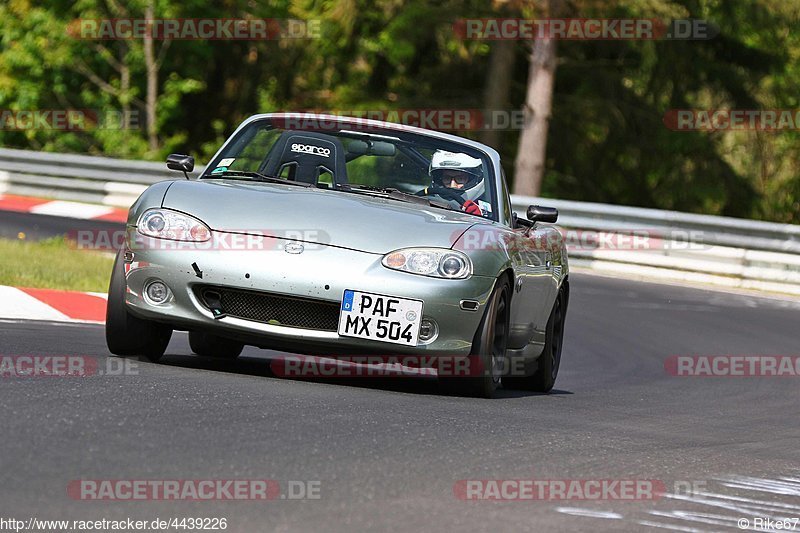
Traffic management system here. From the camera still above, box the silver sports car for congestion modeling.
[106,113,569,398]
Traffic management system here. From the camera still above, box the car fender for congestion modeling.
[127,180,180,227]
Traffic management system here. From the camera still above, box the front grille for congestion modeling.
[195,286,340,331]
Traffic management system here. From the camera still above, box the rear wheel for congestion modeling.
[440,278,509,398]
[105,250,172,362]
[189,331,244,359]
[504,287,566,393]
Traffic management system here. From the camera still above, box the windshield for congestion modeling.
[202,118,498,221]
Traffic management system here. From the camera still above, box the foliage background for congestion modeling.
[0,0,798,222]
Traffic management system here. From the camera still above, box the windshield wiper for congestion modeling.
[206,170,313,187]
[335,184,452,209]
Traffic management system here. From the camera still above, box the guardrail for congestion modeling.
[511,196,800,295]
[1,147,798,295]
[0,147,204,208]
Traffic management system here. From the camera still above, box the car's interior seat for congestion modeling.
[260,131,348,187]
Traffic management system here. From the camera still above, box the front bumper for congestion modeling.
[123,234,497,356]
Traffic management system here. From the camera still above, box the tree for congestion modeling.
[512,0,562,197]
[0,0,798,221]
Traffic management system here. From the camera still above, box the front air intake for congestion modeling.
[194,286,340,331]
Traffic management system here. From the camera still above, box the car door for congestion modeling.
[494,170,554,350]
[504,218,555,350]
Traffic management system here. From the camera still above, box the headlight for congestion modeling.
[137,209,211,241]
[382,248,472,279]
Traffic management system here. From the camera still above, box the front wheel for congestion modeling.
[105,250,172,362]
[504,286,566,393]
[439,278,510,398]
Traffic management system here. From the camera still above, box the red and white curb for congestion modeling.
[0,286,107,324]
[0,194,127,223]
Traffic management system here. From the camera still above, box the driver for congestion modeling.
[426,150,485,216]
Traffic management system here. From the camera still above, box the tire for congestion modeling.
[105,250,172,362]
[504,286,566,393]
[189,331,244,359]
[440,278,510,398]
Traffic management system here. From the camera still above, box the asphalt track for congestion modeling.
[2,272,799,532]
[0,210,124,241]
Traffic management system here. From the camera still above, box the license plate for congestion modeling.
[338,290,423,346]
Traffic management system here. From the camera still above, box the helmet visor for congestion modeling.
[432,169,477,187]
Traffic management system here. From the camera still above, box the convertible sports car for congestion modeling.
[106,113,569,398]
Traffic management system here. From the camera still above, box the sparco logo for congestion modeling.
[291,143,330,157]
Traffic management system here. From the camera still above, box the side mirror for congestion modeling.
[527,205,558,223]
[166,153,194,173]
[512,212,532,229]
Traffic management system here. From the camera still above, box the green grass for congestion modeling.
[0,236,114,292]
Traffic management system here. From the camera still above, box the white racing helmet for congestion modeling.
[429,150,485,202]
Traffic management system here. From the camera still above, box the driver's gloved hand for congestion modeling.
[462,200,482,216]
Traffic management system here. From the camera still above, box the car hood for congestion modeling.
[161,179,478,254]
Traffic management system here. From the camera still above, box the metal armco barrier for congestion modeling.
[0,147,798,295]
[0,147,204,207]
[511,196,800,295]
